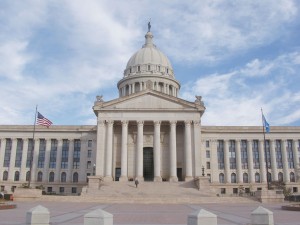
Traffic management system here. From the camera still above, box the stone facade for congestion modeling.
[0,29,299,196]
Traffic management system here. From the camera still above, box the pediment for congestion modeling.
[96,90,201,111]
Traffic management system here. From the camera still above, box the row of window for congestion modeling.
[218,172,296,183]
[215,140,299,170]
[1,139,93,169]
[2,170,80,183]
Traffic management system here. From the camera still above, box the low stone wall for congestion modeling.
[256,189,284,203]
[13,188,42,201]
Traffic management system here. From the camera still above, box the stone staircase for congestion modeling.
[76,181,257,204]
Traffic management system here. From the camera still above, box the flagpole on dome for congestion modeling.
[261,108,270,190]
[28,105,38,188]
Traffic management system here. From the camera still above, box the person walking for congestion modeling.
[135,177,139,188]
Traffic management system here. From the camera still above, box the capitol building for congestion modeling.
[0,27,300,196]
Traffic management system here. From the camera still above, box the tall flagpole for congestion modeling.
[28,105,38,188]
[261,108,270,190]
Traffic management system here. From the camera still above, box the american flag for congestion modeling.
[37,112,53,127]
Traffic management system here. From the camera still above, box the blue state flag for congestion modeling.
[262,114,270,133]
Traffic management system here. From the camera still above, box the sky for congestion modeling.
[0,0,300,126]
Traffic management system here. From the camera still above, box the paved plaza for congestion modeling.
[0,200,300,225]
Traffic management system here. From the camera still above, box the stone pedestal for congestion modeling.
[256,190,285,203]
[118,176,128,182]
[87,176,103,189]
[194,177,210,190]
[169,176,178,182]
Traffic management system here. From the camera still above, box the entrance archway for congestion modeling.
[143,147,154,181]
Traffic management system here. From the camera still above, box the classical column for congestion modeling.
[0,139,6,178]
[169,121,178,182]
[184,120,193,180]
[139,82,142,91]
[224,140,230,183]
[247,140,255,183]
[136,120,144,179]
[154,121,162,181]
[259,140,267,183]
[282,140,289,183]
[129,84,132,95]
[67,139,74,182]
[193,121,202,177]
[132,83,135,93]
[20,139,29,181]
[210,140,219,183]
[43,139,51,182]
[55,139,63,182]
[8,138,17,181]
[120,120,128,182]
[270,140,278,181]
[104,120,114,181]
[96,120,106,177]
[236,139,243,183]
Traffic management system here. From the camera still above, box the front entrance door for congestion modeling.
[143,147,154,181]
[115,168,121,181]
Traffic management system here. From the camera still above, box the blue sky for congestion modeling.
[0,0,300,126]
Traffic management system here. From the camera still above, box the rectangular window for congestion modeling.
[88,140,92,148]
[3,138,12,167]
[49,139,58,169]
[252,140,260,169]
[61,139,69,169]
[217,140,224,169]
[72,187,77,194]
[265,140,271,168]
[87,161,91,169]
[73,139,81,169]
[206,140,210,148]
[15,139,23,168]
[241,140,248,169]
[26,139,34,168]
[206,162,210,169]
[37,139,46,168]
[59,187,64,193]
[276,140,283,169]
[87,150,92,158]
[206,150,210,158]
[287,140,294,169]
[229,140,236,169]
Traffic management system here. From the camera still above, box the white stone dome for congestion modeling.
[124,32,174,78]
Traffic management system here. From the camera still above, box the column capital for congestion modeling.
[98,120,105,126]
[154,120,161,125]
[184,120,192,125]
[193,120,201,126]
[137,120,144,125]
[169,120,177,125]
[121,120,128,126]
[106,120,114,125]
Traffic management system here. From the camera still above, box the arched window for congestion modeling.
[3,171,8,181]
[37,171,43,182]
[49,172,55,182]
[61,172,66,183]
[267,172,272,182]
[243,173,248,183]
[26,171,30,182]
[219,173,225,183]
[73,172,78,183]
[231,173,236,183]
[278,172,283,182]
[255,173,260,183]
[290,172,295,182]
[14,171,20,181]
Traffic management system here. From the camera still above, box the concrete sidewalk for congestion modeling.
[0,201,299,225]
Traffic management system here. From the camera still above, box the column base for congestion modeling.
[169,176,178,182]
[185,176,194,182]
[119,176,128,182]
[136,176,144,182]
[103,176,113,182]
[154,176,162,182]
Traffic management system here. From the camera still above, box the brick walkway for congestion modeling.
[0,201,299,225]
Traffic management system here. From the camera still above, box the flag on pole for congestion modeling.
[262,113,270,133]
[37,112,53,127]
